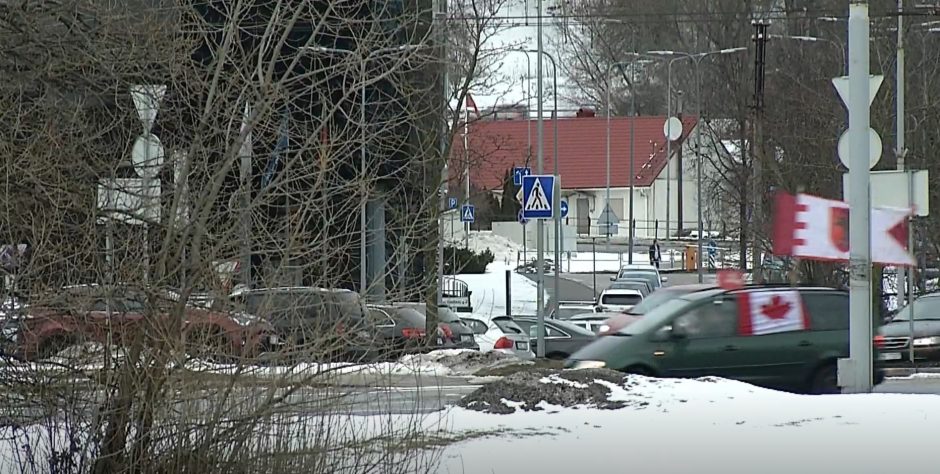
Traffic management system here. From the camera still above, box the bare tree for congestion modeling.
[0,0,460,472]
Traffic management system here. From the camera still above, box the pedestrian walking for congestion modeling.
[649,239,662,268]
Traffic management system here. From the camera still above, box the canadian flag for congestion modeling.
[773,191,914,266]
[738,290,808,336]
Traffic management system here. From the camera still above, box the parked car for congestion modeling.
[878,293,940,363]
[613,264,667,286]
[366,305,440,358]
[612,269,664,291]
[566,285,885,394]
[566,311,625,334]
[599,284,719,334]
[11,285,273,361]
[608,279,652,297]
[459,315,534,360]
[511,316,596,359]
[226,287,371,360]
[596,288,643,313]
[550,300,599,319]
[393,302,479,350]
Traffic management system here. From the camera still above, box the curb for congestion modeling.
[883,367,940,377]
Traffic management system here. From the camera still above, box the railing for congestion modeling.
[441,276,472,312]
[570,216,725,240]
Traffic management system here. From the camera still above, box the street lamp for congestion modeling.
[768,34,846,74]
[648,47,747,283]
[605,53,665,262]
[515,48,560,326]
[307,44,422,299]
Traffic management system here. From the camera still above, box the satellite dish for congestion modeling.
[131,134,165,179]
[663,117,682,141]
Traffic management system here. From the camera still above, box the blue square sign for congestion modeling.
[512,166,531,186]
[521,174,555,220]
[460,204,475,223]
[448,197,458,209]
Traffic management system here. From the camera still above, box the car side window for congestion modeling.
[673,298,738,339]
[367,308,395,327]
[462,319,487,335]
[91,299,111,312]
[803,292,849,331]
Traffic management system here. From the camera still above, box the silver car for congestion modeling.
[459,315,535,360]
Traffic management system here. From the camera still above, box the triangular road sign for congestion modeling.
[831,75,883,108]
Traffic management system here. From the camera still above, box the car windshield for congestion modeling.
[892,296,940,321]
[627,289,692,315]
[556,307,592,319]
[601,294,642,306]
[616,298,693,335]
[437,307,460,323]
[492,317,525,335]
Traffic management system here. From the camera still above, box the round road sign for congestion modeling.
[663,116,682,141]
[837,127,882,170]
[131,134,165,179]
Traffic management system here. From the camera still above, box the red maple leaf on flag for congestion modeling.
[760,295,791,320]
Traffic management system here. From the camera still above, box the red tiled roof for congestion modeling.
[451,115,698,191]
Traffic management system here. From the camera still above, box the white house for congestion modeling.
[452,114,718,240]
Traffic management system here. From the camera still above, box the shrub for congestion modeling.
[443,247,494,274]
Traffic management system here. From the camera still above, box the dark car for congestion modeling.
[566,286,885,394]
[393,302,479,350]
[608,279,652,297]
[227,287,371,360]
[366,305,440,358]
[511,316,596,359]
[879,293,940,364]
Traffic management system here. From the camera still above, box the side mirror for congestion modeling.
[667,324,686,339]
[661,276,669,283]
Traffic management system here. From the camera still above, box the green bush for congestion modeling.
[443,247,494,274]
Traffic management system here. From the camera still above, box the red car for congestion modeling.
[8,285,273,361]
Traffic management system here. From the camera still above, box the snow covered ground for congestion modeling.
[428,371,940,473]
[560,251,680,273]
[455,232,544,318]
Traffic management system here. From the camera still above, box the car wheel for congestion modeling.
[546,352,568,361]
[623,365,656,377]
[186,329,232,363]
[809,363,839,395]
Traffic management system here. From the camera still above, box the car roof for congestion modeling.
[601,288,642,295]
[230,286,353,297]
[680,285,844,301]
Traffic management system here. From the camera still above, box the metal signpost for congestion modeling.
[522,174,555,358]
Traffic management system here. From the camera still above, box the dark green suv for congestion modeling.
[565,285,884,394]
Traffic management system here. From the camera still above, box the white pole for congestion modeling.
[665,62,673,241]
[846,1,873,394]
[896,0,908,307]
[360,59,368,297]
[695,58,704,284]
[535,0,545,358]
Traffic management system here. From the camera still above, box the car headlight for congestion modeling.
[568,360,606,370]
[598,325,611,334]
[912,336,940,347]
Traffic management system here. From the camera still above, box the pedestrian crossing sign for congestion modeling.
[521,174,555,219]
[460,204,475,223]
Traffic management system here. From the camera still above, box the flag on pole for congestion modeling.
[772,191,914,266]
[465,93,479,117]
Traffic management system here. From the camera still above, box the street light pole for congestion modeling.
[518,49,559,324]
[649,48,747,283]
[535,0,546,358]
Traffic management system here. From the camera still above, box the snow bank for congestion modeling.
[432,370,940,473]
[458,262,541,318]
[465,231,523,265]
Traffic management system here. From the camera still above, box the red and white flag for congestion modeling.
[738,290,808,336]
[773,191,914,266]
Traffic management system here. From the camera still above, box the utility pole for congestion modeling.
[628,43,636,264]
[752,20,769,276]
[896,0,907,305]
[435,1,448,307]
[535,0,546,358]
[844,0,874,394]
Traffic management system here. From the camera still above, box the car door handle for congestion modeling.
[797,340,812,347]
[723,345,739,352]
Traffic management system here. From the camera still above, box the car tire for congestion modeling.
[809,363,839,395]
[623,365,656,377]
[546,352,568,361]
